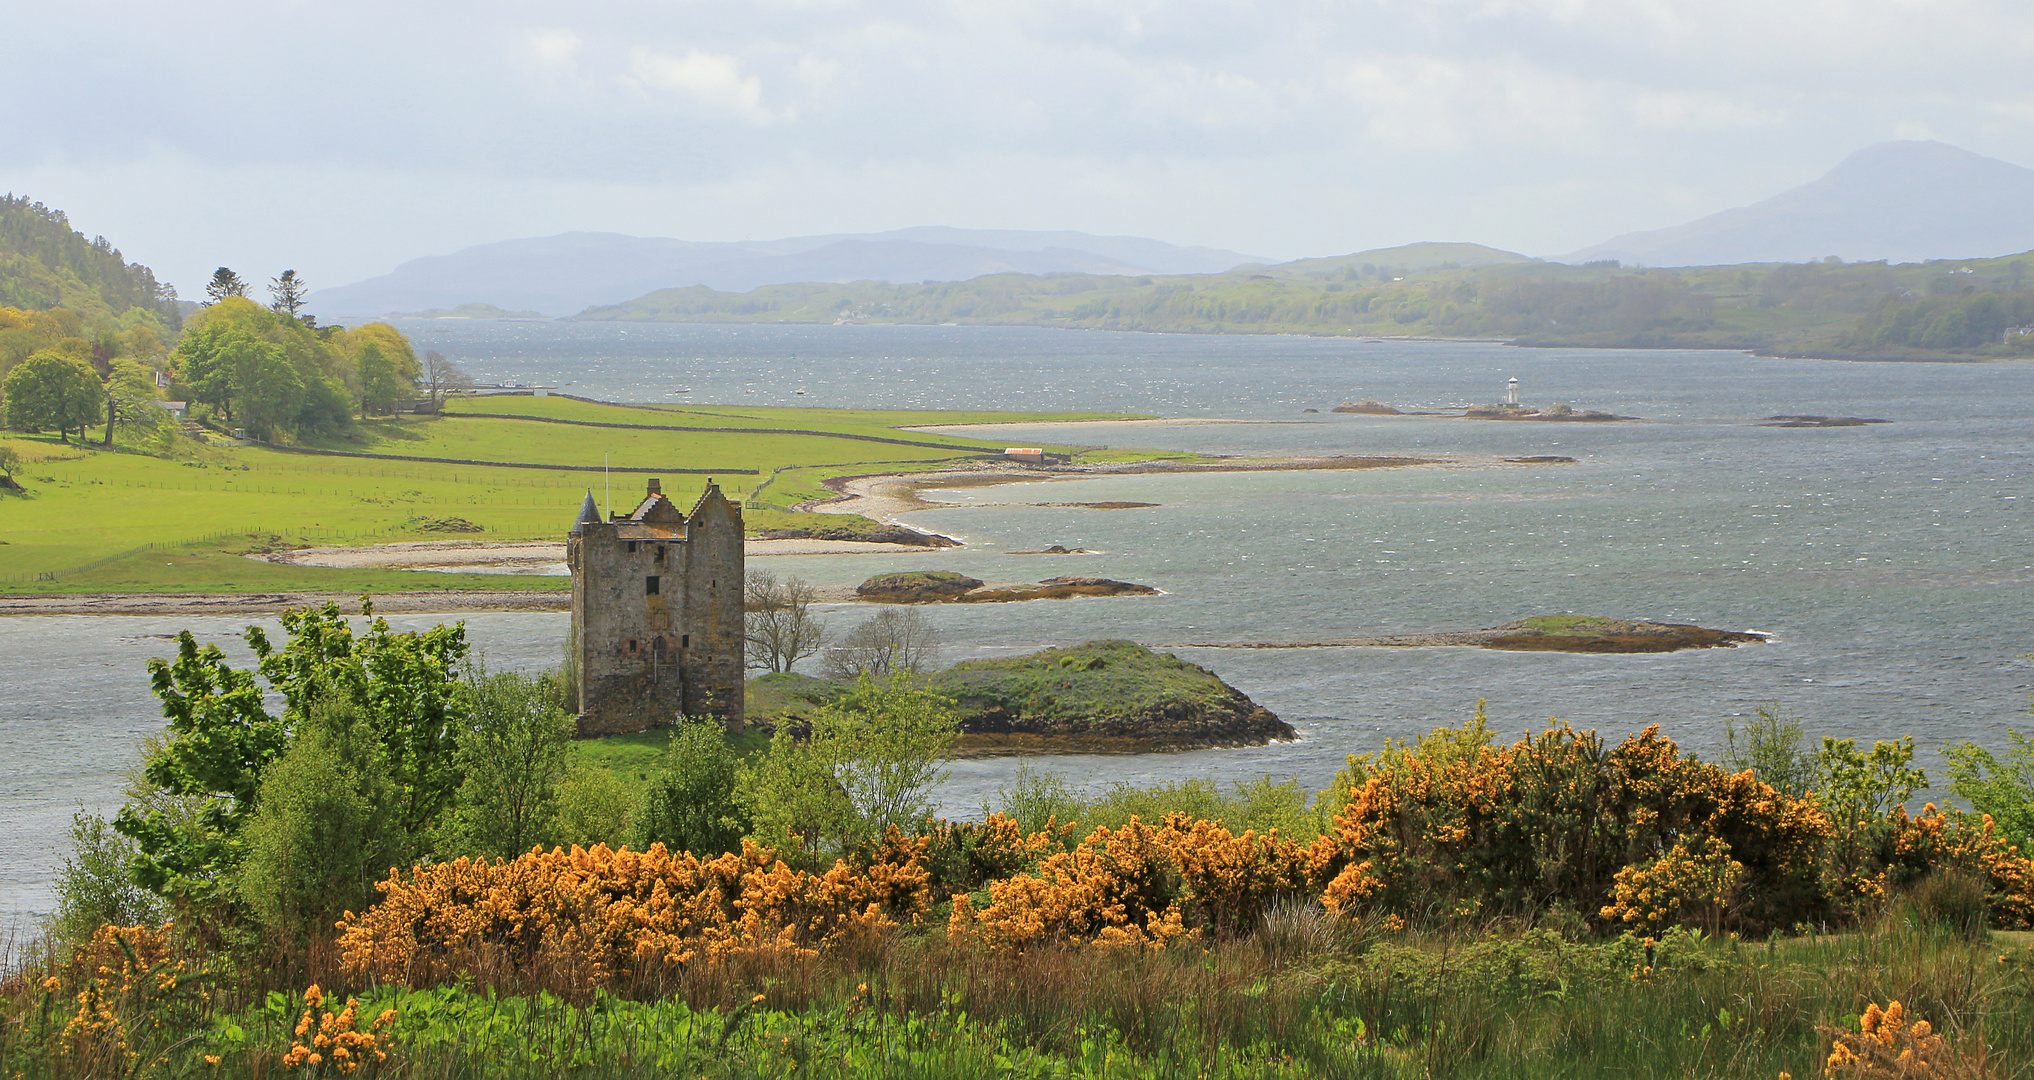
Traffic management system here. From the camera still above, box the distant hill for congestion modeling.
[309,229,1265,318]
[573,236,2034,360]
[0,195,175,325]
[1566,141,2034,266]
[1263,242,1534,278]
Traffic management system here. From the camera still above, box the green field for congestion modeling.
[0,395,1162,594]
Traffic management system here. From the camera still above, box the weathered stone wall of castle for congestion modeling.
[571,481,745,735]
[677,490,745,724]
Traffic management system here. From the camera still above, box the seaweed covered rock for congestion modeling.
[925,640,1293,752]
[1480,615,1765,653]
[954,576,1160,603]
[855,571,984,603]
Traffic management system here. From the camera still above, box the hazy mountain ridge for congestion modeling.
[575,239,2034,360]
[309,228,1265,318]
[1566,141,2034,266]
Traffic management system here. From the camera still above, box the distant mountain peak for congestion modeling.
[1564,140,2034,267]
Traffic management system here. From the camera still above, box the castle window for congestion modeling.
[646,575,660,595]
[628,639,637,652]
[654,545,666,563]
[626,541,637,553]
[653,636,666,657]
[680,634,689,649]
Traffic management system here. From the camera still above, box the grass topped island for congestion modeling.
[746,640,1295,754]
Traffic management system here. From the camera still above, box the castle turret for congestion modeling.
[568,477,745,734]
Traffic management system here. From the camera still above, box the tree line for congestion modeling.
[3,260,464,450]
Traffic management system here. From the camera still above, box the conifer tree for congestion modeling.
[204,267,247,303]
[268,269,308,318]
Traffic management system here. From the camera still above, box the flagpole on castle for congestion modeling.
[604,452,611,519]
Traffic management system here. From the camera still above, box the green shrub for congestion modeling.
[49,810,164,947]
[236,698,407,941]
[1945,726,2034,851]
[434,669,573,860]
[632,720,751,857]
[1897,870,1992,942]
[553,765,636,848]
[742,674,958,862]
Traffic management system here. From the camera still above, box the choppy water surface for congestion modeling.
[4,323,2029,922]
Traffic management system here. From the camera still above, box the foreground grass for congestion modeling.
[11,916,2032,1078]
[0,398,1160,592]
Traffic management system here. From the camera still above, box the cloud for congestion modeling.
[5,1,2034,284]
[1630,90,1787,132]
[626,48,789,125]
[523,27,583,76]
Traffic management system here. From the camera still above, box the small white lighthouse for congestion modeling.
[1506,377,1520,406]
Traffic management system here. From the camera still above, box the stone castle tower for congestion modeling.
[569,477,744,734]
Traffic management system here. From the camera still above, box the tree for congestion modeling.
[3,350,104,441]
[745,571,829,673]
[1724,704,1818,799]
[237,697,406,942]
[422,350,470,404]
[345,323,419,415]
[116,603,473,910]
[355,340,403,416]
[250,600,470,844]
[231,341,305,439]
[102,358,171,448]
[204,267,248,304]
[741,674,958,860]
[1945,727,2034,851]
[114,630,290,906]
[822,608,938,681]
[51,811,165,947]
[268,269,309,319]
[434,668,574,860]
[633,719,752,857]
[0,444,21,487]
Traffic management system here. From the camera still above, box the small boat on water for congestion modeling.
[668,387,693,394]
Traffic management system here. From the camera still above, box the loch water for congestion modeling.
[3,322,2030,923]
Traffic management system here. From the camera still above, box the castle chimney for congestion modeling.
[646,478,661,496]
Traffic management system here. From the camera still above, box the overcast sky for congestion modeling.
[7,0,2034,296]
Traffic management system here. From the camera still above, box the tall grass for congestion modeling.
[9,901,2030,1078]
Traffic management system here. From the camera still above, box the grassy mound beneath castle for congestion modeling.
[744,642,1293,753]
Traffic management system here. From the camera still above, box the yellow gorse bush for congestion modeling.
[46,922,219,1074]
[282,984,393,1074]
[1322,723,1833,932]
[1602,834,1748,935]
[950,813,1336,950]
[1821,1000,1991,1079]
[338,833,934,993]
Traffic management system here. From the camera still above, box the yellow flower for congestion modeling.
[203,1055,221,1067]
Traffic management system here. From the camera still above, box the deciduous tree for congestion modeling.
[823,608,938,680]
[745,571,829,673]
[633,719,751,857]
[434,669,573,860]
[422,350,470,403]
[742,674,958,860]
[2,349,104,441]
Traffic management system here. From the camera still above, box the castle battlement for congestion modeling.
[568,477,744,734]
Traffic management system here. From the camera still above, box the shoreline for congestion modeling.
[0,591,573,617]
[4,453,1570,617]
[801,454,1448,522]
